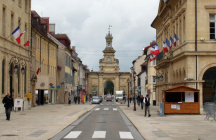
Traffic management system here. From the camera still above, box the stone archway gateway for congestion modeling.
[202,67,216,104]
[87,31,130,97]
[104,81,114,95]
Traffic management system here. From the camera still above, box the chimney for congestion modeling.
[42,17,49,33]
[49,24,55,34]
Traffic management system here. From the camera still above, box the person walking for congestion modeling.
[140,95,144,110]
[137,95,141,106]
[68,95,72,105]
[2,93,14,121]
[143,94,151,117]
[74,95,77,104]
[77,95,80,104]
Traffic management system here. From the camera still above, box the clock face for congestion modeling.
[107,57,111,61]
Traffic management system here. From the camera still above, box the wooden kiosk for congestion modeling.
[163,86,200,114]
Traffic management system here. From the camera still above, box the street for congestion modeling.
[52,101,144,140]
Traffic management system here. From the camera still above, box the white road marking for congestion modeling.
[119,132,134,139]
[64,131,82,138]
[104,108,109,110]
[95,108,100,111]
[113,108,117,111]
[92,131,106,138]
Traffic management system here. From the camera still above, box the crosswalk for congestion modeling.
[94,108,118,111]
[64,131,134,139]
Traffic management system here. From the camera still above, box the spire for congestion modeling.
[106,25,113,39]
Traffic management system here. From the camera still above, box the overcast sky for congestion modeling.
[32,0,159,72]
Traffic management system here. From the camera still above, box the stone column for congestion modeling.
[98,74,103,96]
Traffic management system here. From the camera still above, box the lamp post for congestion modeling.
[133,71,136,111]
[127,78,130,107]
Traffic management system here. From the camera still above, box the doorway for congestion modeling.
[203,67,216,104]
[9,64,14,97]
[104,81,114,95]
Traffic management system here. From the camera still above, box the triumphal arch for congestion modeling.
[87,31,131,96]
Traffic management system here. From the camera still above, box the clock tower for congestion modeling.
[99,31,119,72]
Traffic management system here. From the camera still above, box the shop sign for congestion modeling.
[56,85,60,89]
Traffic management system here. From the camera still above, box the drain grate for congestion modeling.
[2,134,18,136]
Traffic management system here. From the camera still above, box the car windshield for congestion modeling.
[92,96,99,99]
[107,96,111,98]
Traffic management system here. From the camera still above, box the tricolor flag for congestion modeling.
[153,54,156,60]
[150,54,154,62]
[20,30,26,38]
[24,39,30,47]
[170,37,174,48]
[150,46,155,54]
[12,26,21,44]
[174,33,179,47]
[166,38,171,49]
[115,66,117,70]
[163,42,168,53]
[36,64,41,75]
[154,44,160,55]
[101,66,103,70]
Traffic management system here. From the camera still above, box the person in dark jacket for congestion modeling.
[137,95,141,106]
[140,95,144,110]
[143,94,151,117]
[74,95,77,104]
[2,93,14,121]
[77,95,80,104]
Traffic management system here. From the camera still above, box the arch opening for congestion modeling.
[203,67,216,104]
[104,81,114,95]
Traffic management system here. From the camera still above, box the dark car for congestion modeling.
[106,95,112,102]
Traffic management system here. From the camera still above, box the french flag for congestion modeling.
[150,46,155,54]
[170,37,174,48]
[24,40,30,47]
[115,66,117,70]
[101,66,103,70]
[150,54,154,62]
[12,26,21,44]
[19,30,26,38]
[163,42,168,53]
[174,33,179,47]
[36,64,41,75]
[166,38,171,49]
[153,55,156,60]
[154,44,160,55]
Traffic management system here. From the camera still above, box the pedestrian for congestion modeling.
[68,95,72,105]
[140,95,144,110]
[143,94,151,117]
[74,95,77,104]
[2,93,14,121]
[77,95,80,104]
[137,95,141,106]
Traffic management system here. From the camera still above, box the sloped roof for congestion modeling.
[164,85,200,92]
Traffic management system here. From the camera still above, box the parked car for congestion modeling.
[99,96,103,103]
[106,95,112,102]
[91,96,100,104]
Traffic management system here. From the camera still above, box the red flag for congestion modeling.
[24,40,30,47]
[36,64,41,75]
[154,44,160,55]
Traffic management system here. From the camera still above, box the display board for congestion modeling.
[14,99,23,111]
[185,92,194,102]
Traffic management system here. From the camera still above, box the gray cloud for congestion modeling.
[32,0,159,72]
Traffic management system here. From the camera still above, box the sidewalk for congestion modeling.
[0,104,96,140]
[120,105,216,140]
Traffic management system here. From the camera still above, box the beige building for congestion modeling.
[151,0,216,108]
[0,0,32,112]
[31,11,58,106]
[87,31,130,97]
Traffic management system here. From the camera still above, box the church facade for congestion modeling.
[87,32,131,96]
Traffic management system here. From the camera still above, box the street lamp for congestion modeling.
[133,71,136,111]
[127,78,130,107]
[21,67,25,74]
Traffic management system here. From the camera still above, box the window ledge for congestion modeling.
[205,5,216,9]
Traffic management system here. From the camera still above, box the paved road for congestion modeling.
[51,101,144,140]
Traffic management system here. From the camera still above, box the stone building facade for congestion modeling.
[0,0,32,112]
[87,31,130,97]
[151,0,216,108]
[31,11,58,106]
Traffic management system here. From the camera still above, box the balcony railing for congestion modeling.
[156,51,164,63]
